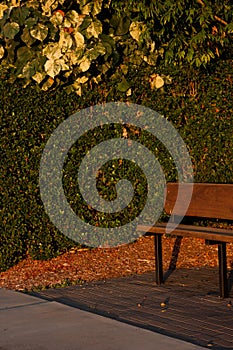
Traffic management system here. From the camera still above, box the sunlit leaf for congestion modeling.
[130,21,145,42]
[86,20,102,39]
[44,59,61,78]
[93,0,103,16]
[24,0,41,10]
[30,24,48,42]
[0,4,8,19]
[92,74,102,84]
[41,76,54,90]
[80,1,102,16]
[73,31,85,49]
[32,71,46,84]
[50,11,64,26]
[75,76,89,84]
[72,80,82,95]
[65,10,84,28]
[126,88,132,96]
[59,31,73,51]
[119,64,128,75]
[43,43,62,60]
[100,62,111,74]
[143,52,158,66]
[65,49,83,65]
[150,74,164,89]
[41,0,57,16]
[44,58,69,78]
[0,45,4,59]
[59,58,69,71]
[79,57,91,72]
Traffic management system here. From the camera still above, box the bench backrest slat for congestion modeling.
[164,183,233,220]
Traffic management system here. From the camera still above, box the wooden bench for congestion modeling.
[138,183,233,298]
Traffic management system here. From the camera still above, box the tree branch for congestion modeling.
[196,0,228,26]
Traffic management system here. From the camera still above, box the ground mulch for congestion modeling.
[1,235,233,291]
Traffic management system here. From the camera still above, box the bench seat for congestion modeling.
[138,223,233,243]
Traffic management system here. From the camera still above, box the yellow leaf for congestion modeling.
[0,4,8,19]
[72,82,82,96]
[129,21,145,42]
[65,10,84,28]
[43,43,62,60]
[42,77,54,91]
[30,24,48,42]
[0,45,4,59]
[126,88,132,96]
[79,57,91,72]
[65,50,83,65]
[150,74,164,89]
[143,53,158,66]
[41,0,56,15]
[59,31,73,51]
[50,11,64,26]
[76,76,89,84]
[44,59,61,78]
[32,72,46,84]
[122,127,128,138]
[86,20,102,39]
[73,31,85,49]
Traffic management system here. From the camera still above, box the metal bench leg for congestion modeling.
[218,242,228,298]
[154,234,163,285]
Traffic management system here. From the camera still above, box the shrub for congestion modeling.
[1,58,232,270]
[0,0,232,94]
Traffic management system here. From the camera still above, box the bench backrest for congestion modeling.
[165,183,233,220]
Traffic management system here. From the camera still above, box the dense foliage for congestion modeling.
[0,0,232,93]
[1,58,232,270]
[1,1,232,270]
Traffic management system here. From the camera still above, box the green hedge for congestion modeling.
[1,59,232,271]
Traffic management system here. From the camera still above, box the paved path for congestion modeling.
[0,288,205,350]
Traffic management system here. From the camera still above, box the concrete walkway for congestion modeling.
[0,288,205,350]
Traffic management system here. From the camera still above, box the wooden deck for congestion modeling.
[33,267,233,350]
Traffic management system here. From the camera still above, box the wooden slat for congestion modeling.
[137,223,233,243]
[164,183,233,220]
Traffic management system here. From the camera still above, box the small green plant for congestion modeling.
[27,278,84,292]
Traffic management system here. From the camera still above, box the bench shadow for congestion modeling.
[163,236,183,282]
[228,262,233,296]
[162,239,233,297]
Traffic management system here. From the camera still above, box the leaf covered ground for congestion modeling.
[1,235,232,292]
